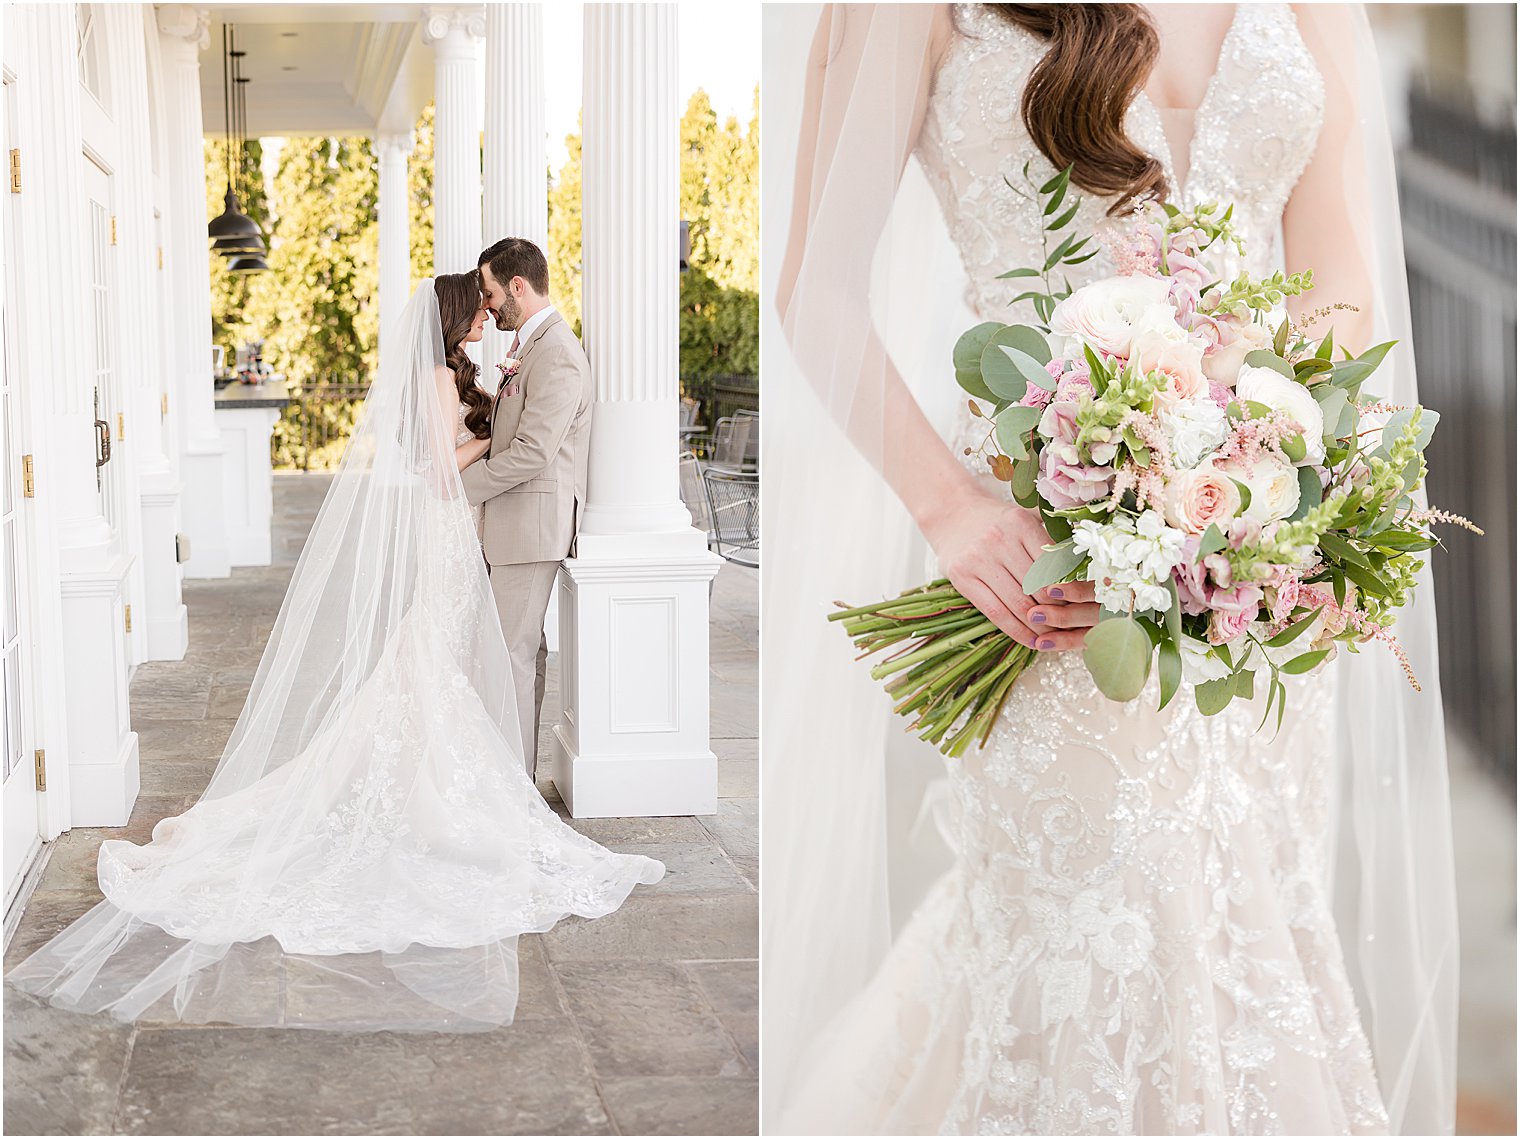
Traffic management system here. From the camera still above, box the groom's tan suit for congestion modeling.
[462,308,591,779]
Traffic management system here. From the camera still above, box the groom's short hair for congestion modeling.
[479,238,549,297]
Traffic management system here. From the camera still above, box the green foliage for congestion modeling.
[409,102,435,283]
[547,116,583,335]
[547,89,759,376]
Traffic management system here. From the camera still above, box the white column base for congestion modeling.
[180,438,230,578]
[140,468,188,661]
[216,406,280,567]
[67,731,141,828]
[59,550,141,827]
[552,534,722,818]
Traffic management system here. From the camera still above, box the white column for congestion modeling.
[482,4,546,379]
[423,5,484,275]
[377,130,415,364]
[553,4,720,819]
[157,5,229,579]
[108,4,187,662]
[17,6,138,826]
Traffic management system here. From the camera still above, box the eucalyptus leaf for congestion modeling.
[1371,407,1439,461]
[953,322,1004,403]
[1082,615,1153,702]
[995,404,1042,460]
[1281,648,1331,675]
[1199,523,1227,556]
[1195,676,1235,716]
[1010,455,1038,505]
[1244,349,1295,380]
[1281,433,1307,464]
[1022,541,1084,597]
[1157,639,1181,711]
[1288,466,1323,522]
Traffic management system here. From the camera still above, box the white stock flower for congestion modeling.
[1179,635,1231,685]
[1048,275,1173,363]
[1157,398,1229,470]
[1236,365,1325,464]
[1072,511,1188,616]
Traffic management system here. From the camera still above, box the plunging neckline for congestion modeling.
[1134,3,1245,202]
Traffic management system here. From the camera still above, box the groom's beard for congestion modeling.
[493,296,523,332]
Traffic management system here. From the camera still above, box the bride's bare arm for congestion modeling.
[1283,5,1375,351]
[777,5,1094,650]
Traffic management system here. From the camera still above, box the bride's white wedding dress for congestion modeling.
[775,5,1435,1134]
[7,281,662,1030]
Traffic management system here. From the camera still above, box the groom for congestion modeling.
[463,237,593,782]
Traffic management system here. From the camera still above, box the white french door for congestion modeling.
[2,73,42,906]
[84,156,121,538]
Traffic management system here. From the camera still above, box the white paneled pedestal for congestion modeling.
[59,556,140,827]
[551,533,721,818]
[215,385,286,568]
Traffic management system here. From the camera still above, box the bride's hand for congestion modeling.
[921,488,1099,652]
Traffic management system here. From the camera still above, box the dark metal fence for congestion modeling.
[1399,87,1518,791]
[272,380,370,472]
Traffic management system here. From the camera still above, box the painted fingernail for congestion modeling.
[1039,638,1055,650]
[1031,611,1047,624]
[1049,587,1064,599]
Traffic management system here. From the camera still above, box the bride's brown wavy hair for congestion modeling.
[434,271,492,440]
[981,4,1168,216]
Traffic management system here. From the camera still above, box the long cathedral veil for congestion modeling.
[761,5,1458,1133]
[8,280,662,1030]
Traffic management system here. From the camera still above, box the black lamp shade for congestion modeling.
[213,231,266,255]
[226,252,270,274]
[208,187,261,240]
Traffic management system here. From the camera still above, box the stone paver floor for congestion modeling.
[4,473,758,1137]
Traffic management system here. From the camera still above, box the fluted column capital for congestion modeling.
[376,130,416,161]
[423,5,486,57]
[155,5,210,53]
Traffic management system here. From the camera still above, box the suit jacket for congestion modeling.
[462,310,592,566]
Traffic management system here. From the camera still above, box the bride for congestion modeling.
[764,4,1457,1135]
[7,274,663,1031]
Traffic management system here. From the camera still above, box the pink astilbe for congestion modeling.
[1102,225,1162,278]
[1213,410,1304,466]
[1356,401,1413,416]
[1406,507,1484,534]
[1100,412,1176,512]
[1269,584,1422,691]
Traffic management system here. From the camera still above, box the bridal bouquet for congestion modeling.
[831,167,1480,757]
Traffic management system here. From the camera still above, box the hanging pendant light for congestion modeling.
[211,231,266,255]
[208,24,265,267]
[226,252,271,274]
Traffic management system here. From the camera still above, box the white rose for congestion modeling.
[1157,398,1229,470]
[1219,453,1301,522]
[1163,466,1242,534]
[1202,318,1272,387]
[1236,366,1325,464]
[1048,275,1172,363]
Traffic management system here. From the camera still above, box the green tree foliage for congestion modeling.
[546,89,758,376]
[409,102,435,283]
[547,116,584,336]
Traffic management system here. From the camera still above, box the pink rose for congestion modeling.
[1208,604,1257,645]
[1163,467,1242,535]
[1054,367,1095,403]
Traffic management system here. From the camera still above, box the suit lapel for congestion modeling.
[491,311,563,427]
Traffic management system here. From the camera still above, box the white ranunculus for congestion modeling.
[1048,275,1172,363]
[1221,453,1302,522]
[1157,398,1229,470]
[1236,366,1325,464]
[1179,635,1231,685]
[1202,318,1272,387]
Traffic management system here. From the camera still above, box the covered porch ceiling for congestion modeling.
[199,4,435,138]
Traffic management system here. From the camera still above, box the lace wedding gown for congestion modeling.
[782,6,1389,1133]
[8,284,663,1030]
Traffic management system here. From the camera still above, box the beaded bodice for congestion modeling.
[917,3,1325,321]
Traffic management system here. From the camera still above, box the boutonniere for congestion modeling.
[497,357,522,398]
